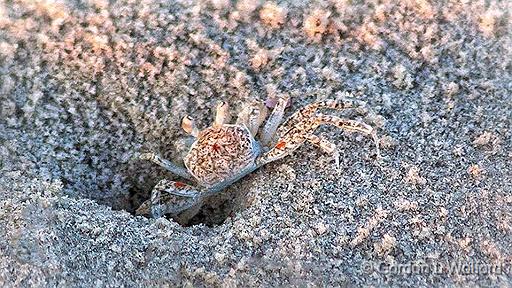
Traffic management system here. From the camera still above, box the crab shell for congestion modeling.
[183,124,261,190]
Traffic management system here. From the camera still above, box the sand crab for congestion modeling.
[136,96,379,219]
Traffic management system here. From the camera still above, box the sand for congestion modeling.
[1,0,511,286]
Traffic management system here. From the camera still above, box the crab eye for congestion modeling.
[217,101,228,109]
[182,116,193,125]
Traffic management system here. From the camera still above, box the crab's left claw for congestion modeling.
[135,200,152,217]
[136,179,201,218]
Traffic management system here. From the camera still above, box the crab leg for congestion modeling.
[139,152,194,180]
[276,98,369,137]
[256,126,307,166]
[135,179,201,218]
[304,134,340,169]
[260,95,289,147]
[257,115,379,166]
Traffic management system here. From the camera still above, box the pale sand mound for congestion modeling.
[1,1,511,286]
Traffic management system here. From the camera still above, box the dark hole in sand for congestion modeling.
[127,184,240,227]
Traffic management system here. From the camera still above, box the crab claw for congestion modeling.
[135,200,151,216]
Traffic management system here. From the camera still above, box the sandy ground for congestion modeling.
[1,0,511,286]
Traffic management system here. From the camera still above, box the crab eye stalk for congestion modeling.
[182,115,199,137]
[214,101,231,127]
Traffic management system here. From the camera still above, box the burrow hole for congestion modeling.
[125,179,249,227]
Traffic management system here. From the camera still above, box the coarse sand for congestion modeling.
[1,0,511,286]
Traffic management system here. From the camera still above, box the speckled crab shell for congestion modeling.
[183,124,258,187]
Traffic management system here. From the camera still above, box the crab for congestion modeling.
[136,96,379,219]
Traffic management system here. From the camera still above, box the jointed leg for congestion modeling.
[257,115,379,166]
[260,95,289,147]
[139,152,193,180]
[310,114,380,159]
[135,179,201,218]
[256,126,307,166]
[304,134,340,169]
[313,114,375,134]
[276,98,369,137]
